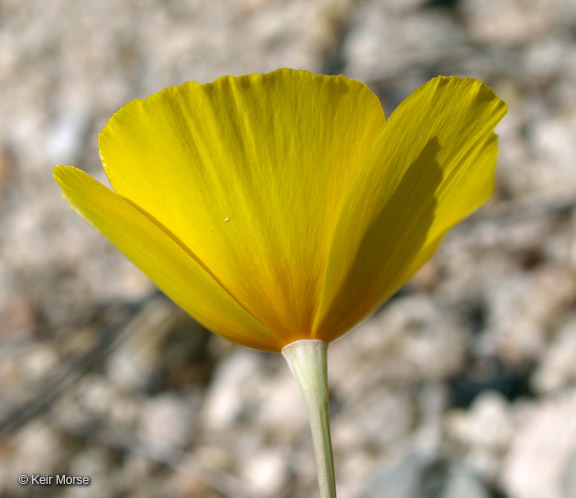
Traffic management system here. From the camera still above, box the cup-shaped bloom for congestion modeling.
[54,69,506,352]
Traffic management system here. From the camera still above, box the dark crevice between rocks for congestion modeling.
[423,0,461,11]
[448,355,535,408]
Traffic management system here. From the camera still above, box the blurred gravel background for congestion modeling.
[2,0,576,497]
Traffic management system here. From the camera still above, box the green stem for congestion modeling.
[282,339,336,498]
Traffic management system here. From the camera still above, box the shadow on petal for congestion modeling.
[315,137,442,339]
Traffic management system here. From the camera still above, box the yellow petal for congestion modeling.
[98,69,386,342]
[53,165,282,351]
[314,77,507,339]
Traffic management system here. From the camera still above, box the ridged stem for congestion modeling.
[282,339,336,498]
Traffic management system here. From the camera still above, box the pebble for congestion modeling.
[138,393,194,449]
[533,319,576,393]
[502,391,576,498]
[199,350,263,431]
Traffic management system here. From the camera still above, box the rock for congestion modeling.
[199,350,262,431]
[460,0,563,46]
[361,451,427,498]
[442,465,490,498]
[238,448,287,497]
[331,295,465,396]
[501,391,576,498]
[138,393,194,449]
[533,319,576,394]
[487,264,576,363]
[362,453,490,498]
[345,0,465,83]
[447,392,513,479]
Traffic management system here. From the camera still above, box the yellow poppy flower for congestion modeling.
[54,69,507,353]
